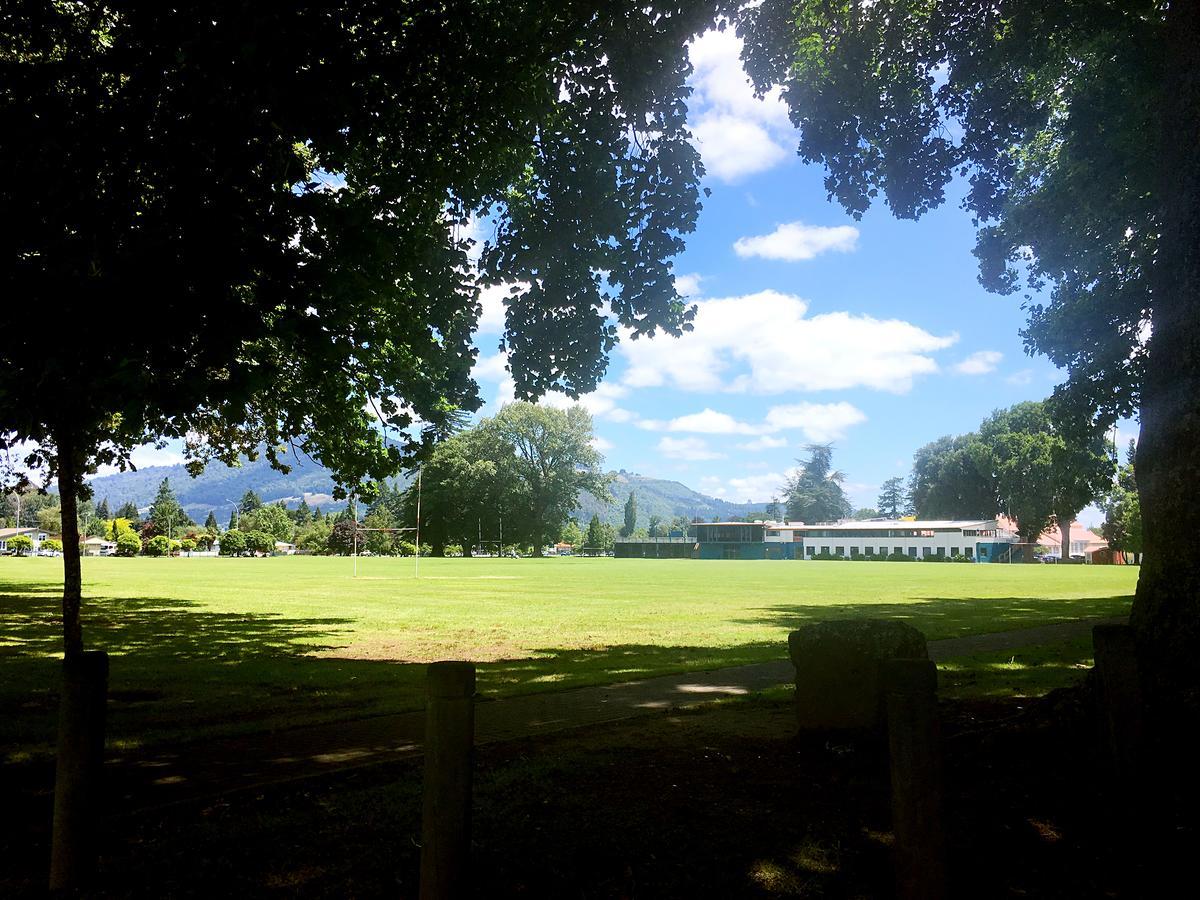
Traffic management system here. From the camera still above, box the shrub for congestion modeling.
[144,535,171,557]
[219,530,248,556]
[180,538,197,554]
[115,532,141,556]
[6,534,33,555]
[243,530,275,555]
[444,544,463,557]
[886,552,916,562]
[42,538,63,553]
[169,539,183,554]
[397,540,418,557]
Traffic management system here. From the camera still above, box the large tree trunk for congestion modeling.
[1129,0,1200,701]
[1059,517,1070,563]
[56,428,84,659]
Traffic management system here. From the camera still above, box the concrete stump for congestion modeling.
[49,650,109,891]
[419,661,475,900]
[789,619,928,731]
[884,658,947,900]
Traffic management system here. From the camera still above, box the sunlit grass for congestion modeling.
[0,556,1135,760]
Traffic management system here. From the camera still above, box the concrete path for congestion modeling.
[106,616,1122,812]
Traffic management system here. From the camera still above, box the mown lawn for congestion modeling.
[0,556,1137,761]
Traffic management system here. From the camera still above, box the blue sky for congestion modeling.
[469,28,1123,522]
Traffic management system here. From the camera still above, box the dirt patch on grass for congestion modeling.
[311,635,548,663]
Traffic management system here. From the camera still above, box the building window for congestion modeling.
[936,547,945,557]
[864,546,874,556]
[922,547,932,558]
[950,547,959,557]
[894,546,903,556]
[909,547,918,557]
[964,547,973,558]
[805,546,815,556]
[834,546,844,557]
[821,546,830,555]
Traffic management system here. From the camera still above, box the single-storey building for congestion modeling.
[81,536,117,556]
[0,526,48,553]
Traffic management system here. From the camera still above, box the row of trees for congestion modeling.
[904,400,1115,558]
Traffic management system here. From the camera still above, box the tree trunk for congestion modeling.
[1059,516,1070,563]
[56,429,84,659]
[1129,0,1200,700]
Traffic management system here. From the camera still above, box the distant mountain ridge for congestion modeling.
[83,458,767,527]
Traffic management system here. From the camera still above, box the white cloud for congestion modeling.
[737,435,788,451]
[1005,368,1033,386]
[90,443,185,478]
[646,402,866,444]
[699,470,793,503]
[476,284,509,334]
[733,221,859,261]
[763,402,868,442]
[487,377,634,423]
[687,29,794,181]
[472,350,509,381]
[590,436,614,453]
[619,290,956,395]
[953,350,1003,375]
[657,436,725,461]
[674,272,704,298]
[664,408,760,435]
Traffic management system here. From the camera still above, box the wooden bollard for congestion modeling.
[49,650,109,891]
[883,658,947,900]
[419,661,476,900]
[1092,623,1144,781]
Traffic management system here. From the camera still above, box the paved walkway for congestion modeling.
[106,616,1122,812]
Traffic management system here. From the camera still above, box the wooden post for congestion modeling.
[1092,623,1144,781]
[49,650,109,891]
[883,658,947,900]
[419,661,475,900]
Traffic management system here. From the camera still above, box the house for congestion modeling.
[0,527,47,553]
[274,541,297,555]
[993,516,1110,562]
[81,536,117,556]
[1034,520,1108,562]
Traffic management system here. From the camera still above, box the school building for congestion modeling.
[691,519,1015,561]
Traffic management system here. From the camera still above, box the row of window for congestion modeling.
[804,545,973,558]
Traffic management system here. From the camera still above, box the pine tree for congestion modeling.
[148,478,190,536]
[294,498,312,526]
[96,497,110,521]
[204,510,219,534]
[227,508,238,531]
[876,477,906,519]
[239,489,263,513]
[621,491,637,538]
[115,500,140,522]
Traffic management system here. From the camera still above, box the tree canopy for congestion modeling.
[909,434,997,521]
[0,1,726,654]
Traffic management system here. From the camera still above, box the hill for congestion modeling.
[83,459,766,528]
[576,472,767,528]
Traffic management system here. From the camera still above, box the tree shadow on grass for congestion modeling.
[734,594,1134,640]
[0,581,404,763]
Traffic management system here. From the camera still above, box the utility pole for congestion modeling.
[414,470,422,579]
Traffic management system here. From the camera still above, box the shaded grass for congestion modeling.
[938,634,1097,700]
[0,556,1135,761]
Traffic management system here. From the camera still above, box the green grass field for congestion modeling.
[0,556,1137,761]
